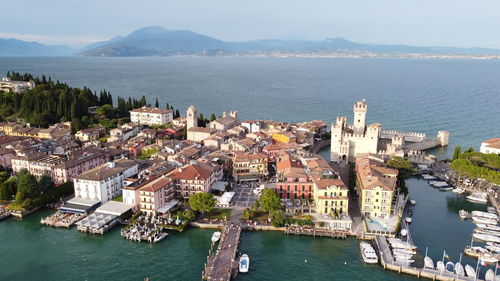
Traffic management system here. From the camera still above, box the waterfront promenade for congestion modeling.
[202,223,241,281]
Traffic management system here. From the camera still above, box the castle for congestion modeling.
[330,100,449,163]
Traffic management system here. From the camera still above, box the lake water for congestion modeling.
[0,57,499,280]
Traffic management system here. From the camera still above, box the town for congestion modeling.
[0,73,499,281]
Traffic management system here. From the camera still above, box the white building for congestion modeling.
[480,138,500,154]
[73,159,139,203]
[241,120,261,133]
[0,77,35,93]
[130,107,173,126]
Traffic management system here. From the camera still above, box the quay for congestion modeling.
[0,208,11,221]
[202,223,241,281]
[374,236,481,281]
[40,211,86,228]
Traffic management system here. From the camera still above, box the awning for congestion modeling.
[218,192,235,205]
[76,213,117,229]
[96,201,134,216]
[156,199,179,214]
[211,181,228,192]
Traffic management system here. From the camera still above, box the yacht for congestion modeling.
[465,264,476,278]
[430,181,449,188]
[472,216,498,225]
[474,228,500,237]
[422,174,436,180]
[472,211,498,220]
[360,242,378,264]
[424,256,434,269]
[473,233,500,243]
[239,254,250,273]
[479,224,500,232]
[467,193,488,204]
[211,231,221,243]
[480,253,499,263]
[440,186,454,191]
[436,261,445,272]
[488,207,497,214]
[455,262,465,276]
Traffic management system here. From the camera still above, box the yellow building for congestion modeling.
[355,157,398,219]
[313,178,349,216]
[272,133,295,144]
[232,153,269,181]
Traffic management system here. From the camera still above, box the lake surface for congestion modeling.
[1,57,499,158]
[0,57,499,280]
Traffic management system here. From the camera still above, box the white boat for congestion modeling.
[488,207,497,214]
[455,262,465,276]
[452,188,466,194]
[473,216,498,225]
[440,186,453,191]
[360,242,379,264]
[405,217,412,224]
[445,261,455,273]
[422,174,436,180]
[465,264,476,278]
[472,211,498,220]
[474,233,500,243]
[487,242,500,247]
[153,232,168,243]
[481,253,499,263]
[395,257,414,264]
[400,228,407,237]
[436,261,445,272]
[479,224,500,232]
[393,248,414,256]
[239,254,249,273]
[459,210,470,219]
[410,200,416,205]
[475,228,500,237]
[424,256,434,269]
[467,193,488,204]
[486,269,495,281]
[394,252,413,260]
[430,181,449,188]
[211,231,221,243]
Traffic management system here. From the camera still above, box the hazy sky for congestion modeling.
[1,0,499,48]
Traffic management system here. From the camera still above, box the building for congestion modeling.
[232,153,269,182]
[169,163,222,198]
[480,138,500,154]
[73,159,139,203]
[0,77,35,93]
[275,154,314,199]
[12,154,64,179]
[187,127,215,142]
[75,126,106,142]
[137,176,176,214]
[241,120,261,133]
[52,150,107,184]
[186,105,198,130]
[129,107,173,126]
[209,111,240,131]
[356,157,398,219]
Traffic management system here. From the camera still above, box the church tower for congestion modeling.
[353,100,367,135]
[187,105,198,129]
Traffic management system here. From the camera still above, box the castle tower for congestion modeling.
[187,105,198,129]
[437,131,449,146]
[353,100,367,135]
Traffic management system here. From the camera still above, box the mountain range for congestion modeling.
[2,26,500,57]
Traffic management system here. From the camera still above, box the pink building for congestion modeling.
[52,151,107,184]
[138,176,176,214]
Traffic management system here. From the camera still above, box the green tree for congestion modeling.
[189,192,216,214]
[39,174,54,191]
[174,109,180,118]
[210,114,216,122]
[155,97,159,108]
[270,210,285,227]
[259,189,281,214]
[0,177,16,201]
[181,209,195,222]
[242,209,252,220]
[453,146,462,161]
[16,170,40,199]
[387,156,414,195]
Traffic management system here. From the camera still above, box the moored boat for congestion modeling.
[474,233,500,243]
[459,209,470,219]
[465,264,476,278]
[472,211,498,220]
[440,186,453,191]
[479,224,500,232]
[455,262,465,276]
[430,180,449,188]
[424,256,434,269]
[211,231,221,243]
[422,174,436,180]
[472,216,498,225]
[445,261,455,273]
[467,192,488,204]
[475,228,500,237]
[452,188,465,194]
[488,207,498,214]
[436,261,445,272]
[485,269,495,281]
[480,253,500,263]
[400,228,407,237]
[464,246,488,258]
[360,242,378,264]
[405,217,412,224]
[239,254,249,273]
[410,200,416,206]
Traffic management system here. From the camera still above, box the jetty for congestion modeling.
[202,223,241,281]
[41,211,86,228]
[374,236,481,281]
[0,208,10,221]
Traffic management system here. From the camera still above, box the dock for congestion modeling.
[374,235,481,281]
[202,223,241,281]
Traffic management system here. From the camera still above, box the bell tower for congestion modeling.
[187,105,198,129]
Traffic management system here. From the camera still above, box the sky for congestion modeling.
[1,0,499,48]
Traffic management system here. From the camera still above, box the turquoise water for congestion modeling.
[0,178,489,281]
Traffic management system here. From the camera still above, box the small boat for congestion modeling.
[211,231,221,243]
[467,193,488,204]
[394,248,417,255]
[400,228,407,237]
[405,217,412,224]
[407,209,413,217]
[445,261,455,273]
[475,228,500,237]
[464,246,489,258]
[485,269,495,281]
[440,186,454,191]
[459,210,470,219]
[410,200,416,206]
[472,216,498,225]
[452,188,465,194]
[480,253,499,263]
[472,211,498,220]
[436,261,445,272]
[360,242,379,264]
[455,262,465,276]
[239,254,249,273]
[153,232,168,243]
[488,207,498,214]
[394,252,413,260]
[465,264,476,278]
[479,224,500,232]
[487,242,500,247]
[474,233,500,243]
[422,174,436,180]
[430,181,449,188]
[424,256,434,269]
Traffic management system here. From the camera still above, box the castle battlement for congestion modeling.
[381,129,426,138]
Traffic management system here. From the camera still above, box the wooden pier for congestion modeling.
[202,223,241,281]
[374,236,482,281]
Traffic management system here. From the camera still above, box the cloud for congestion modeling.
[0,32,108,47]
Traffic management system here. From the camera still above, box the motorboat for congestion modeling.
[424,256,434,269]
[459,210,470,219]
[430,181,449,188]
[474,228,500,237]
[436,261,445,272]
[487,241,500,247]
[360,242,379,264]
[405,217,412,224]
[440,186,454,191]
[239,254,249,273]
[393,248,415,256]
[485,269,495,281]
[211,231,221,243]
[488,207,498,214]
[152,232,168,243]
[472,211,498,220]
[464,246,488,258]
[400,228,408,237]
[452,188,466,194]
[422,174,436,180]
[473,233,500,243]
[410,200,416,206]
[472,216,498,226]
[394,252,413,260]
[480,253,499,263]
[455,262,465,276]
[467,193,488,204]
[465,264,476,278]
[445,261,455,273]
[479,224,500,232]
